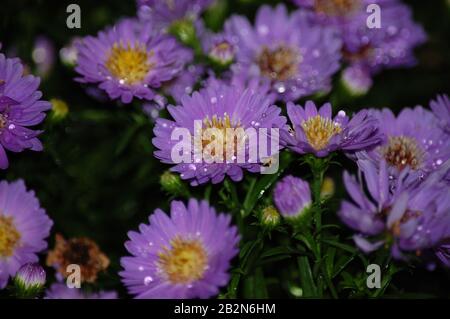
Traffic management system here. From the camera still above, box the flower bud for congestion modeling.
[160,171,189,197]
[208,36,235,67]
[260,205,281,229]
[49,98,69,121]
[13,263,46,298]
[273,175,312,221]
[320,177,335,200]
[169,19,199,50]
[341,65,373,97]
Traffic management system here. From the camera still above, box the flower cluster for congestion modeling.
[293,0,426,94]
[1,0,448,300]
[339,159,450,266]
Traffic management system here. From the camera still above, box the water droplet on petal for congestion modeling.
[144,276,153,285]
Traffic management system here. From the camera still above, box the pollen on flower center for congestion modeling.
[258,46,300,81]
[301,115,342,151]
[0,114,7,129]
[314,0,361,17]
[391,210,422,236]
[0,215,21,258]
[105,42,153,85]
[200,114,245,159]
[381,136,423,170]
[158,237,208,284]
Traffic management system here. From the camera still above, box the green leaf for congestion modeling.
[333,254,356,279]
[322,238,358,254]
[297,256,318,298]
[259,246,293,259]
[242,152,293,217]
[243,267,268,299]
[325,247,336,279]
[295,232,318,258]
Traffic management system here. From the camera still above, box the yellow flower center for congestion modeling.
[381,136,423,170]
[199,114,245,160]
[314,0,361,17]
[301,115,342,151]
[0,215,21,258]
[158,237,208,284]
[258,46,300,81]
[105,42,153,85]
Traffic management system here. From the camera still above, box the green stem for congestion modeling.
[304,155,332,296]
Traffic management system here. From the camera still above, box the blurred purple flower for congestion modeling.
[75,18,192,104]
[430,94,450,134]
[356,105,450,184]
[32,36,55,78]
[45,283,118,299]
[294,0,426,82]
[224,4,342,101]
[137,0,212,29]
[338,159,450,265]
[163,64,204,104]
[120,199,240,299]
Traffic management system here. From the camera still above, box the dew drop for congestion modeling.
[144,276,153,285]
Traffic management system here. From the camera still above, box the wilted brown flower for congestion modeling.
[46,234,109,283]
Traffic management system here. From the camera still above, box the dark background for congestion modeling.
[0,0,449,298]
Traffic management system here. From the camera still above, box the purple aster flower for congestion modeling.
[356,106,450,184]
[201,32,236,67]
[45,283,118,299]
[430,94,450,134]
[224,4,342,101]
[0,180,53,288]
[273,175,312,218]
[120,199,240,299]
[294,0,426,77]
[137,0,212,29]
[339,159,450,264]
[0,54,51,169]
[282,100,383,157]
[153,80,286,186]
[75,18,193,104]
